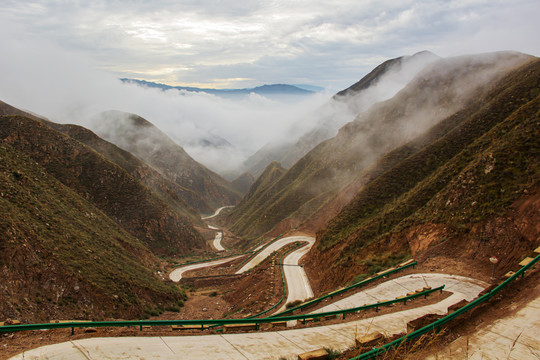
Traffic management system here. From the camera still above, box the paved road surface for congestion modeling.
[277,238,316,312]
[235,236,314,274]
[169,255,243,282]
[427,295,540,359]
[10,273,487,360]
[312,273,488,314]
[201,206,234,220]
[206,225,225,251]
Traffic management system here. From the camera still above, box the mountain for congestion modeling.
[0,113,205,256]
[231,172,256,195]
[237,51,440,178]
[121,79,314,98]
[0,104,204,321]
[306,57,540,291]
[225,52,534,246]
[89,110,241,214]
[43,121,203,225]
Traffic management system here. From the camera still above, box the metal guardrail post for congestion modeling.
[351,253,540,360]
[0,285,443,335]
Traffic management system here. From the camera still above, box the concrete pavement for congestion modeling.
[10,273,487,360]
[201,206,234,220]
[235,236,314,274]
[169,255,243,282]
[312,273,488,314]
[277,238,316,312]
[426,296,540,359]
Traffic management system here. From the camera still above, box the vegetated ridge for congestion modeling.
[90,110,241,214]
[238,51,440,179]
[0,142,186,322]
[306,57,540,291]
[227,52,532,246]
[0,113,205,256]
[42,120,203,225]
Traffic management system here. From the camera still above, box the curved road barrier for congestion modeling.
[350,253,540,360]
[5,273,487,360]
[273,260,417,317]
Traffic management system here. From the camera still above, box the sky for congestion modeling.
[0,0,539,174]
[1,0,539,90]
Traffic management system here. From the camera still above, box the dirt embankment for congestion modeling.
[305,188,539,295]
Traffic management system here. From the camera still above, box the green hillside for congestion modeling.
[0,115,205,256]
[227,52,532,244]
[307,59,539,287]
[0,143,185,321]
[91,111,241,214]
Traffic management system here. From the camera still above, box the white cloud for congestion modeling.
[0,0,537,90]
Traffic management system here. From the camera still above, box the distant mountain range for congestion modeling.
[121,79,318,98]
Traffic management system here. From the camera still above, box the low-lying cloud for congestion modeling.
[0,25,332,173]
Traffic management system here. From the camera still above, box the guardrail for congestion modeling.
[272,260,417,317]
[247,241,308,319]
[0,286,443,335]
[351,253,540,359]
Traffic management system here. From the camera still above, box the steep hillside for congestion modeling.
[231,172,256,195]
[306,58,540,291]
[43,121,203,225]
[0,115,205,256]
[227,52,532,244]
[90,111,240,214]
[239,51,439,177]
[0,142,186,322]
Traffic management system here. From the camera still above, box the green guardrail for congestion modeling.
[272,260,417,317]
[247,241,308,319]
[351,253,540,360]
[234,234,285,270]
[0,286,443,335]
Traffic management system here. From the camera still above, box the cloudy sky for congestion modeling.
[1,0,539,90]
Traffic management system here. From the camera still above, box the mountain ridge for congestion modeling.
[121,79,315,97]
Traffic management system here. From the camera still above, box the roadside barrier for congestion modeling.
[247,241,308,319]
[350,253,540,359]
[272,260,417,317]
[0,286,442,336]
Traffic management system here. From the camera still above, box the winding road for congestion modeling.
[201,206,234,220]
[10,273,488,360]
[170,235,316,309]
[169,256,243,282]
[207,225,225,251]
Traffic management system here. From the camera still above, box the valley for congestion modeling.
[0,51,539,359]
